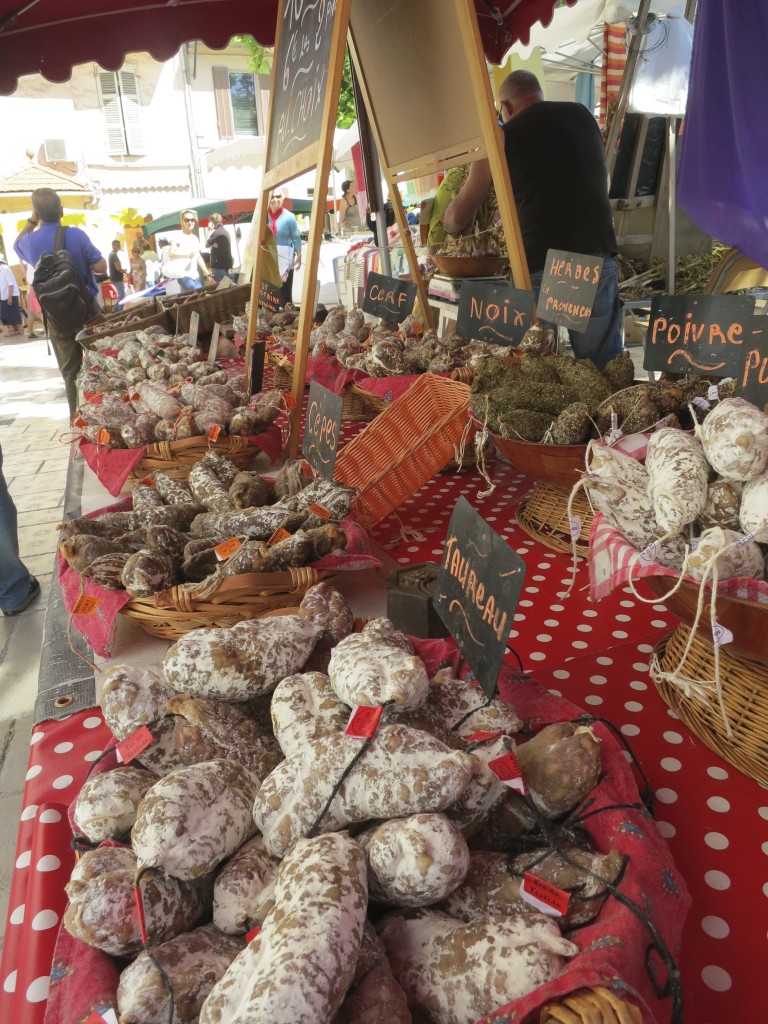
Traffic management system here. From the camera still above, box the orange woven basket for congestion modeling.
[334,374,474,526]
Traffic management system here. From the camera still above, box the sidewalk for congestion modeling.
[0,332,70,954]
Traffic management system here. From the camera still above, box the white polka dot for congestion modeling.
[548,689,562,697]
[26,976,50,1003]
[519,599,533,608]
[638,643,654,653]
[656,788,678,804]
[20,805,38,821]
[29,732,44,745]
[525,586,539,594]
[650,619,668,628]
[532,575,546,582]
[630,680,648,691]
[705,832,729,851]
[537,562,552,570]
[32,909,59,931]
[621,724,640,736]
[656,821,676,839]
[550,604,565,612]
[585,695,603,706]
[572,640,589,649]
[707,766,729,781]
[85,750,102,761]
[761,841,768,856]
[582,609,598,618]
[9,904,25,925]
[513,612,526,622]
[633,662,649,672]
[535,634,552,643]
[612,630,629,639]
[596,656,613,666]
[543,619,560,628]
[53,741,73,754]
[38,808,62,824]
[661,757,682,772]
[3,970,17,993]
[25,764,42,781]
[701,966,732,992]
[615,614,632,623]
[576,624,593,633]
[624,701,644,713]
[529,652,547,662]
[620,600,635,608]
[652,604,667,613]
[759,807,768,821]
[397,557,408,565]
[52,774,74,790]
[15,850,31,869]
[705,870,731,891]
[666,708,680,719]
[622,750,633,762]
[552,669,570,680]
[82,716,102,729]
[707,796,731,813]
[36,855,61,873]
[663,731,683,745]
[701,916,729,939]
[590,675,607,685]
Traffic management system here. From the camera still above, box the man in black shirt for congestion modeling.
[108,240,125,302]
[444,71,622,369]
[206,213,234,282]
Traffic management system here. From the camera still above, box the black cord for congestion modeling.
[450,690,496,734]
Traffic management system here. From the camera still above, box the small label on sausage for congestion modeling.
[73,595,100,616]
[208,424,222,442]
[215,537,242,561]
[268,527,291,546]
[245,925,262,944]
[639,540,660,563]
[96,427,110,446]
[520,871,570,917]
[488,751,528,793]
[116,725,154,764]
[345,705,384,738]
[301,461,314,478]
[309,502,331,519]
[712,621,734,648]
[569,516,582,541]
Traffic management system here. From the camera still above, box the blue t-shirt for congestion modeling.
[14,223,103,296]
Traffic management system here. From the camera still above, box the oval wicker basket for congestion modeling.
[120,567,334,640]
[654,622,768,786]
[516,480,593,557]
[431,254,508,278]
[164,283,252,334]
[77,303,171,346]
[641,576,768,663]
[485,428,587,490]
[126,434,264,485]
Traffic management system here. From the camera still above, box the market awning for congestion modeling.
[142,197,258,236]
[0,0,566,95]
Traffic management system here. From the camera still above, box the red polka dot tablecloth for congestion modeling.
[2,433,767,1023]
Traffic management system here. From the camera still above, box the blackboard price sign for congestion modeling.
[266,0,338,172]
[362,272,417,322]
[456,280,534,346]
[644,294,755,376]
[737,315,768,409]
[259,278,282,313]
[302,382,343,480]
[536,249,603,333]
[434,497,526,697]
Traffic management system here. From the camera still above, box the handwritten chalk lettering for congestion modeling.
[362,272,417,322]
[546,255,602,284]
[306,398,338,452]
[441,535,508,642]
[456,281,533,346]
[536,250,604,333]
[644,295,754,375]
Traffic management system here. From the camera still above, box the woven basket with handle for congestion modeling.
[126,433,262,485]
[164,283,251,334]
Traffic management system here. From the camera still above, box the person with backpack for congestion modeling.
[13,188,106,419]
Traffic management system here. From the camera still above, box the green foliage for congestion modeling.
[231,35,357,128]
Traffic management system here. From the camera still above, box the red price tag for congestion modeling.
[284,393,297,409]
[268,527,291,546]
[345,705,384,738]
[73,595,100,616]
[245,925,261,943]
[122,393,133,403]
[208,424,222,442]
[73,416,87,429]
[214,537,241,561]
[85,1011,118,1024]
[301,461,314,478]
[488,751,528,794]
[465,730,504,744]
[96,427,110,446]
[116,725,154,765]
[130,392,141,402]
[133,884,148,944]
[309,502,331,519]
[520,872,570,918]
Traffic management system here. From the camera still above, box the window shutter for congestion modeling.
[118,67,145,156]
[212,66,234,140]
[98,71,127,155]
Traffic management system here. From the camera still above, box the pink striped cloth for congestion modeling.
[588,513,768,604]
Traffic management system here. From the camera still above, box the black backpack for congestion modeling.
[33,225,99,337]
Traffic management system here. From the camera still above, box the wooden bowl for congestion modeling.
[431,254,508,278]
[640,576,768,663]
[480,424,587,489]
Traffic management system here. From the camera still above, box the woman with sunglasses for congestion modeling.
[163,210,216,292]
[267,192,301,307]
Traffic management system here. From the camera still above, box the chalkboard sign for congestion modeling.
[644,294,756,376]
[536,250,603,334]
[259,278,282,313]
[456,281,534,346]
[302,382,343,480]
[434,497,526,697]
[362,272,417,322]
[265,0,339,173]
[737,316,768,409]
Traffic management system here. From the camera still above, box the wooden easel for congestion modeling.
[247,0,531,457]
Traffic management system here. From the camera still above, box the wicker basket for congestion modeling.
[121,568,332,640]
[334,374,474,526]
[126,434,262,484]
[489,430,587,490]
[640,575,768,663]
[541,985,642,1023]
[77,300,171,346]
[431,254,508,278]
[654,622,768,786]
[516,481,593,557]
[164,283,251,334]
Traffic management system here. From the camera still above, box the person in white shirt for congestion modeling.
[163,210,216,292]
[0,258,22,336]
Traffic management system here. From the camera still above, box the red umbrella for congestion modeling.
[0,0,565,95]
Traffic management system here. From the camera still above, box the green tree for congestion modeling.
[231,35,356,127]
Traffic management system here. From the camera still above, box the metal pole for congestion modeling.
[604,0,653,178]
[667,118,677,294]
